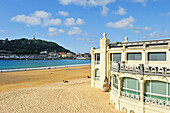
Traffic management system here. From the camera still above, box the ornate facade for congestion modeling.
[90,33,170,113]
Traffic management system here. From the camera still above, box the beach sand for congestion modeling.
[0,65,121,113]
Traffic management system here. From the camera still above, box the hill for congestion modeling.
[0,38,71,54]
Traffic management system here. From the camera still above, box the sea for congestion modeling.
[0,60,91,72]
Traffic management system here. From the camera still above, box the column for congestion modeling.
[122,45,126,62]
[139,80,145,113]
[90,47,95,87]
[142,43,147,65]
[117,76,122,110]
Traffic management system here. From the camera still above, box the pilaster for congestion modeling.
[117,76,123,110]
[139,79,145,113]
[90,47,95,87]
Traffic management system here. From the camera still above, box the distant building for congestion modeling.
[40,51,47,55]
[30,35,36,41]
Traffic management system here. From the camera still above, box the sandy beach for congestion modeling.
[0,65,121,113]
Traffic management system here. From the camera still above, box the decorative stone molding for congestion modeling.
[144,96,170,109]
[121,92,140,102]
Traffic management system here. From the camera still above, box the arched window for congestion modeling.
[95,69,100,80]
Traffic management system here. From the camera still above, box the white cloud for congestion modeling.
[76,38,90,41]
[144,31,170,39]
[134,30,140,34]
[32,11,51,19]
[106,16,152,34]
[132,0,146,5]
[59,0,87,6]
[167,12,170,16]
[148,31,157,38]
[43,18,62,26]
[59,0,116,16]
[11,15,41,26]
[11,11,63,27]
[0,30,7,33]
[48,27,65,36]
[142,26,152,30]
[114,6,127,15]
[106,16,135,29]
[58,11,69,17]
[101,6,109,16]
[64,18,85,26]
[68,27,82,35]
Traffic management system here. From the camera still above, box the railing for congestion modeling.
[110,62,170,76]
[144,96,170,108]
[95,76,100,80]
[95,61,100,64]
[121,91,140,101]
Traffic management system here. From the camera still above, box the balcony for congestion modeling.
[110,62,170,76]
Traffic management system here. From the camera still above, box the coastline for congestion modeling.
[0,62,90,72]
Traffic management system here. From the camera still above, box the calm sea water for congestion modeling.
[0,60,91,70]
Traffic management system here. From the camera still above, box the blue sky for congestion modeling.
[0,0,170,53]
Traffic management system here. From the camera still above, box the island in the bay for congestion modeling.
[0,36,91,60]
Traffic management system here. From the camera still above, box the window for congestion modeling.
[127,53,142,61]
[148,52,166,61]
[111,53,121,62]
[95,53,100,61]
[113,76,118,89]
[144,81,170,101]
[95,69,100,80]
[122,77,140,95]
[95,53,100,64]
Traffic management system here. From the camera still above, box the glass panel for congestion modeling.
[152,81,166,95]
[127,53,142,61]
[138,82,140,90]
[168,83,170,96]
[127,78,137,90]
[151,95,167,100]
[122,78,127,88]
[144,81,150,93]
[95,53,100,61]
[127,90,139,95]
[95,69,100,77]
[113,53,121,62]
[148,52,166,61]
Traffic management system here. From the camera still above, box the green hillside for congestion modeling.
[0,38,70,54]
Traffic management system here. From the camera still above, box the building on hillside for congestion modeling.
[90,33,170,113]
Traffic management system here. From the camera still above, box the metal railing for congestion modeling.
[110,62,170,76]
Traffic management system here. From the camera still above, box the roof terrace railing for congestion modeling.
[110,62,170,76]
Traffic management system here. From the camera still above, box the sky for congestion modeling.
[0,0,170,53]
